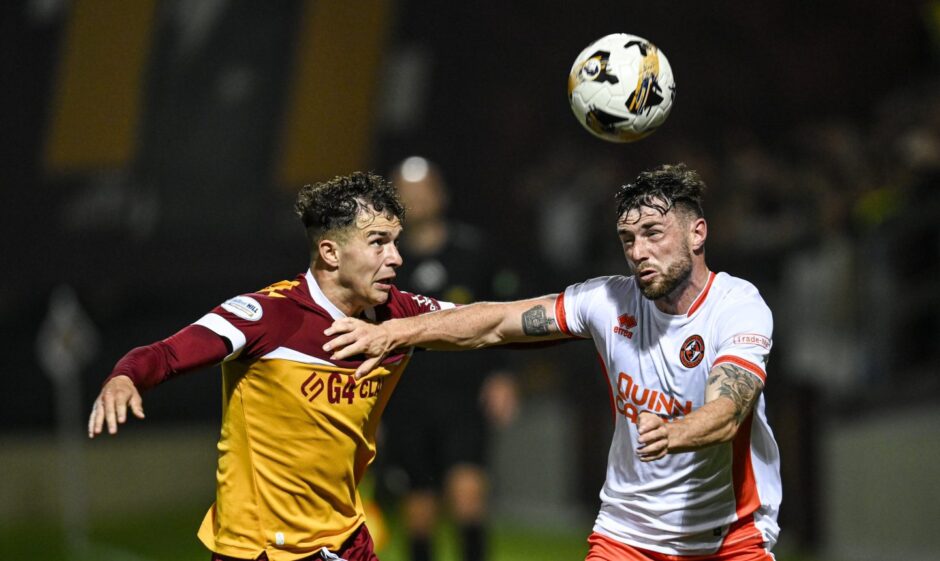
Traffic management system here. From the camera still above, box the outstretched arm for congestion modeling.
[636,362,764,461]
[324,295,568,378]
[88,325,229,438]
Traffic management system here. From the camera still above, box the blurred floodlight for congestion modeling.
[400,156,429,182]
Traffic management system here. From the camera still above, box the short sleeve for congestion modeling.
[558,276,616,338]
[713,293,774,383]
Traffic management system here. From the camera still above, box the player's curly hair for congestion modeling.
[295,171,405,244]
[615,163,706,220]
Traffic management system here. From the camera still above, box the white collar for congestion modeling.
[305,269,346,320]
[304,269,377,321]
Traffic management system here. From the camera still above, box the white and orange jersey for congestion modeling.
[556,271,781,556]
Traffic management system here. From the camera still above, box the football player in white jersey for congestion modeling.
[324,164,781,561]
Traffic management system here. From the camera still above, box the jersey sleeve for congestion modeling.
[192,293,300,361]
[104,324,231,390]
[556,276,615,338]
[712,290,774,384]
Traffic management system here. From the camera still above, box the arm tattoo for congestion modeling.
[521,305,556,336]
[707,364,763,424]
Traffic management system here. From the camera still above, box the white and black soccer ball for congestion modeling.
[568,33,676,143]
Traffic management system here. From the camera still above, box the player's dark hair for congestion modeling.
[295,171,405,243]
[615,163,706,220]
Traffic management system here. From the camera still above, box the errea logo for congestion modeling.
[613,313,636,339]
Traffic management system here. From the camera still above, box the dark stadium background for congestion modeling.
[2,2,937,560]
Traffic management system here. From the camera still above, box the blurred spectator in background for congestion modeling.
[381,156,519,561]
[776,122,866,395]
[513,140,628,282]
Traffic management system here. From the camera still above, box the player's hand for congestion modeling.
[88,375,145,438]
[324,318,394,379]
[636,411,669,462]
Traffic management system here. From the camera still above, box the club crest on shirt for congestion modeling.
[222,295,264,321]
[680,334,705,368]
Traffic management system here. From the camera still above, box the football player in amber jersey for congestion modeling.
[89,172,452,561]
[326,164,782,561]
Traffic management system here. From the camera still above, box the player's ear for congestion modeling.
[318,238,341,268]
[689,217,707,253]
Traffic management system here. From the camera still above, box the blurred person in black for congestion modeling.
[382,156,518,561]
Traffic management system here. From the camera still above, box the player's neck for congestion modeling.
[311,264,366,318]
[653,262,710,316]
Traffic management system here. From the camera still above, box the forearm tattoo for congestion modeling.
[521,305,556,336]
[707,364,763,424]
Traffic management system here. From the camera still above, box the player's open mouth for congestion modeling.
[638,269,658,281]
[374,277,395,290]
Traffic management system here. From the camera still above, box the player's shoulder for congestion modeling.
[218,276,309,322]
[712,272,766,305]
[568,274,636,297]
[710,272,772,322]
[255,278,306,300]
[564,275,638,317]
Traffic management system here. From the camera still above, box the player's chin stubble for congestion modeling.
[638,252,693,301]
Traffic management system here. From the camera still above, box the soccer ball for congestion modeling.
[568,33,676,142]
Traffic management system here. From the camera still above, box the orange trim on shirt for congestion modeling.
[686,271,716,317]
[722,512,765,549]
[714,355,767,383]
[554,292,570,335]
[731,412,762,521]
[596,353,616,425]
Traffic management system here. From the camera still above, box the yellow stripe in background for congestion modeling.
[45,0,156,173]
[278,0,392,188]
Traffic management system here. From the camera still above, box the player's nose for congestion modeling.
[386,243,403,268]
[625,239,648,263]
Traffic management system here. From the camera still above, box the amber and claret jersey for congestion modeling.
[190,270,450,561]
[556,271,782,556]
